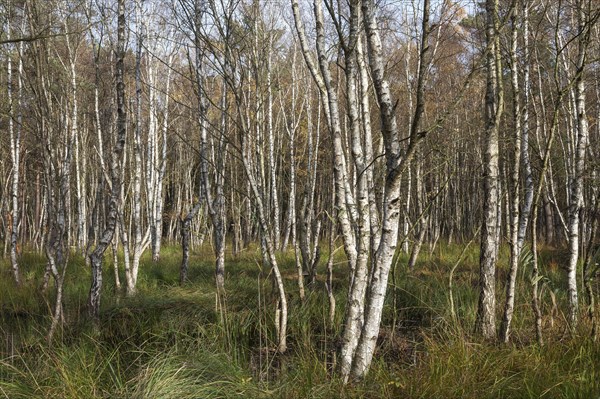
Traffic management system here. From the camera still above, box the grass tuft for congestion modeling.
[1,243,599,398]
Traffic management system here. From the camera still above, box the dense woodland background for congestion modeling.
[1,0,600,397]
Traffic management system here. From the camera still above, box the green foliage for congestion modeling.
[1,244,599,398]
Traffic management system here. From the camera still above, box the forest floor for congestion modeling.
[1,243,599,398]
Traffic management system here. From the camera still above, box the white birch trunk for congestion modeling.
[238,87,288,352]
[290,0,358,277]
[357,36,381,251]
[89,0,127,318]
[127,0,151,295]
[476,0,503,340]
[151,53,173,262]
[517,0,533,254]
[7,25,22,286]
[500,3,522,342]
[338,0,372,377]
[266,34,280,250]
[348,0,432,380]
[566,1,591,326]
[147,54,158,261]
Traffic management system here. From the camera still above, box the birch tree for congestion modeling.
[290,0,446,380]
[88,0,127,319]
[239,0,289,353]
[476,0,503,340]
[19,0,79,342]
[149,48,173,262]
[6,5,24,286]
[200,0,229,294]
[123,0,151,296]
[565,0,596,327]
[346,0,434,379]
[176,0,230,291]
[500,0,523,343]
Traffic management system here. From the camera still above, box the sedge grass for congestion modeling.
[0,243,599,398]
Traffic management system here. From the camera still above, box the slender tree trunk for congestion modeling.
[46,181,69,343]
[7,25,23,286]
[64,27,86,255]
[308,0,368,377]
[326,176,336,326]
[528,48,570,346]
[192,0,228,293]
[517,0,533,252]
[583,189,598,339]
[357,37,379,250]
[266,34,280,251]
[147,55,158,262]
[240,118,288,353]
[280,46,304,297]
[112,220,121,290]
[151,54,173,262]
[126,0,150,295]
[290,0,358,277]
[180,203,201,285]
[347,0,431,380]
[88,0,127,319]
[476,0,503,340]
[408,158,427,270]
[401,42,414,255]
[565,1,592,327]
[281,44,301,253]
[45,186,69,343]
[500,3,522,342]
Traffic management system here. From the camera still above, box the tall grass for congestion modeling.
[1,242,599,398]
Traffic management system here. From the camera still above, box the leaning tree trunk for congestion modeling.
[357,36,380,251]
[347,0,431,381]
[241,151,288,354]
[237,80,288,352]
[266,34,280,251]
[290,0,358,277]
[308,0,369,378]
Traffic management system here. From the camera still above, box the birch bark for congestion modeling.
[500,2,522,342]
[348,0,432,380]
[7,21,23,286]
[476,0,503,340]
[151,53,173,262]
[565,0,593,327]
[126,0,151,295]
[89,0,127,319]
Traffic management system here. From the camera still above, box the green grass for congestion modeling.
[1,242,599,398]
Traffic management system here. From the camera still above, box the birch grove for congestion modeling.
[1,0,600,383]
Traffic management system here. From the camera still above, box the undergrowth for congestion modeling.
[1,243,598,398]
